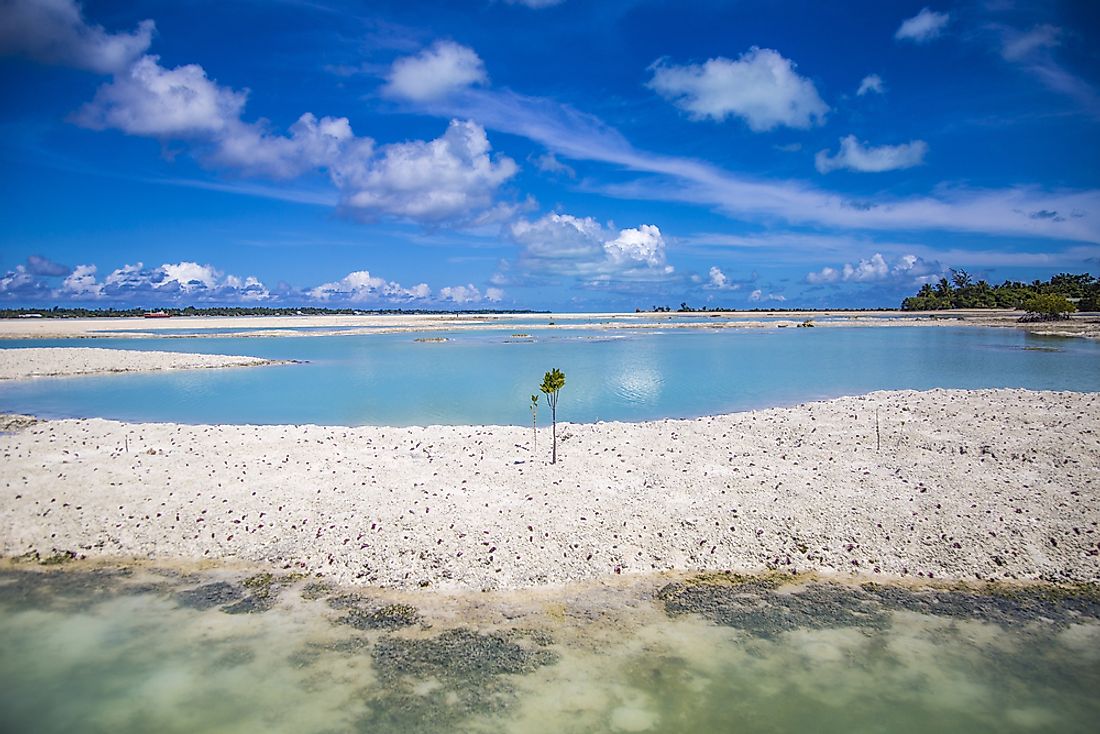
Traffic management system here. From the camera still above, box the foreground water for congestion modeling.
[2,326,1099,425]
[1,563,1097,733]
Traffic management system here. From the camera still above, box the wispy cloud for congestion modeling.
[895,7,950,43]
[410,87,1099,243]
[815,135,928,174]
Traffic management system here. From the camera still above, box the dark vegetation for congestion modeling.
[900,271,1099,312]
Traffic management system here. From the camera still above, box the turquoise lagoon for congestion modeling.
[1,325,1099,425]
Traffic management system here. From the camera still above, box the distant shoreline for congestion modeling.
[1,309,1098,340]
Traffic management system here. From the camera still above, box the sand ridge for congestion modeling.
[0,347,288,380]
[1,388,1097,590]
[1,311,1098,340]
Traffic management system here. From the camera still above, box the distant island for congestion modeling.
[900,272,1099,311]
[0,306,549,319]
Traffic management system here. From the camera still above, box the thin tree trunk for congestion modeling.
[551,407,557,464]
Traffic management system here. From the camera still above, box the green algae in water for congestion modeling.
[0,568,1098,734]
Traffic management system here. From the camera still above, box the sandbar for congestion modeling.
[1,388,1096,590]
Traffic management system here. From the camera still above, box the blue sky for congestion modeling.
[1,0,1098,310]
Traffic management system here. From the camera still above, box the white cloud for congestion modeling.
[309,270,430,303]
[508,212,674,284]
[604,225,665,268]
[337,119,517,224]
[47,261,273,302]
[749,289,785,302]
[815,135,928,174]
[72,45,514,224]
[648,47,828,131]
[438,284,483,304]
[806,253,943,286]
[705,266,741,291]
[0,265,44,297]
[0,0,154,74]
[510,212,605,260]
[75,55,247,136]
[383,41,488,102]
[895,8,950,43]
[61,264,102,297]
[211,113,370,180]
[857,74,884,96]
[485,287,505,302]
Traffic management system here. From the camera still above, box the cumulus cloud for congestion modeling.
[59,261,272,302]
[72,46,514,224]
[648,47,828,131]
[308,270,431,303]
[857,74,884,96]
[895,8,950,43]
[815,135,928,174]
[749,289,786,303]
[61,264,101,297]
[806,253,943,286]
[2,4,515,228]
[337,119,517,224]
[75,55,247,136]
[0,0,154,74]
[383,41,488,102]
[211,113,370,180]
[438,284,486,304]
[508,212,674,285]
[706,266,735,290]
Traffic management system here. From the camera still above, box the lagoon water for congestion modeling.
[2,326,1100,425]
[1,566,1098,734]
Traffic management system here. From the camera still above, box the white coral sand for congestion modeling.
[2,389,1096,590]
[0,347,282,380]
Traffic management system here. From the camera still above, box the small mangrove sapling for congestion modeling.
[539,368,566,464]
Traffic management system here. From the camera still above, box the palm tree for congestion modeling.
[539,368,566,464]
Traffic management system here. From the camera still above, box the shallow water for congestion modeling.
[2,326,1099,425]
[1,565,1097,733]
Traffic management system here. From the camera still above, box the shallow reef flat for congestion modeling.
[1,388,1097,589]
[1,561,1098,734]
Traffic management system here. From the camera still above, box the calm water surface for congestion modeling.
[2,326,1098,425]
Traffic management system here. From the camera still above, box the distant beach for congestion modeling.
[1,310,1098,341]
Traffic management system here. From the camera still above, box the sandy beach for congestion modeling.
[2,388,1096,590]
[2,311,1098,341]
[0,347,286,380]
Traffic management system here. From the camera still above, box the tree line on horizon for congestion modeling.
[0,306,548,319]
[900,272,1099,312]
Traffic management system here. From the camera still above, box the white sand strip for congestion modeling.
[1,388,1097,590]
[0,347,287,380]
[1,312,1097,340]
